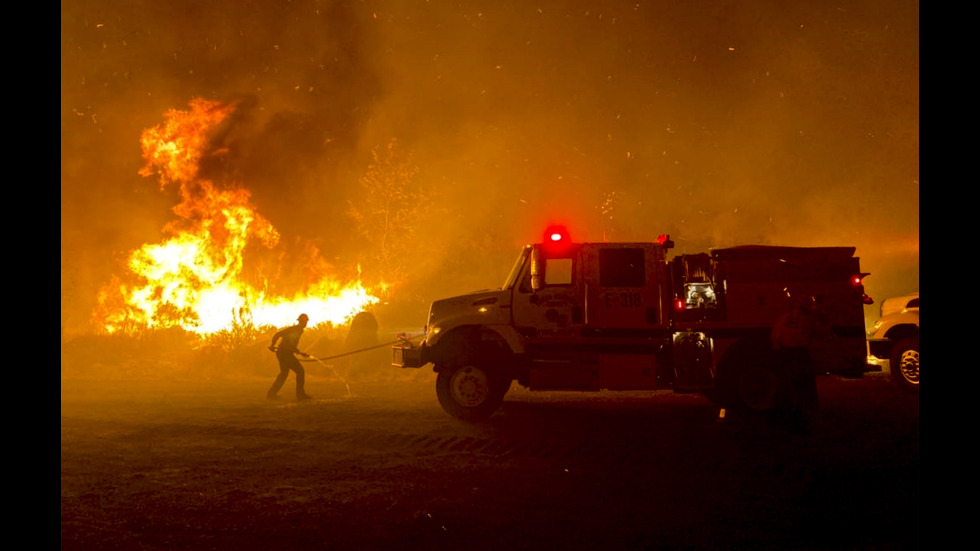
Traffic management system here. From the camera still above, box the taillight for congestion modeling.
[852,273,874,305]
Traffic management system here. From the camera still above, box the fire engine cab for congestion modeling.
[393,226,871,421]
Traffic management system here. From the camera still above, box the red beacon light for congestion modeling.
[542,225,571,245]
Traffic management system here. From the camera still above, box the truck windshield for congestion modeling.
[502,246,531,290]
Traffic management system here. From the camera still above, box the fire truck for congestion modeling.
[393,226,871,421]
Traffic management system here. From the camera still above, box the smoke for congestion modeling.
[62,0,918,338]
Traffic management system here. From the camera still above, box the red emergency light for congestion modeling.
[543,225,570,244]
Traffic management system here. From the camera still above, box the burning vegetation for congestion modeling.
[92,98,380,338]
[76,92,378,386]
[62,98,416,384]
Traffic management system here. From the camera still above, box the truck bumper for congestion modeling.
[867,337,891,361]
[864,337,891,374]
[865,356,887,373]
[392,344,426,368]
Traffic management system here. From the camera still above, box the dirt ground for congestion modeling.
[61,364,919,551]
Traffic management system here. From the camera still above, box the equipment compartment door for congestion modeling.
[582,245,666,331]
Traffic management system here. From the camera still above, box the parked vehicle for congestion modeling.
[867,292,919,394]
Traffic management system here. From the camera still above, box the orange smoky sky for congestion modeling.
[61,0,918,335]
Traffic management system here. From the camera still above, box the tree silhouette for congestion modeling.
[347,140,429,301]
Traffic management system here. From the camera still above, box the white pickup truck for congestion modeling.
[867,292,919,394]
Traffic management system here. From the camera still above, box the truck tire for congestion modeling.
[436,363,510,422]
[890,336,919,395]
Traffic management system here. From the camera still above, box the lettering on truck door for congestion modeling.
[511,249,584,340]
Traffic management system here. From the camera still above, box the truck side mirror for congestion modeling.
[530,246,543,292]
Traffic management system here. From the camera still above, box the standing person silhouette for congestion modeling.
[268,313,314,401]
[770,296,827,432]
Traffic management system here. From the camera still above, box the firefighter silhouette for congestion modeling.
[268,313,313,401]
[770,296,828,431]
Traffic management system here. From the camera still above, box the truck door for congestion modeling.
[580,244,667,333]
[510,244,584,341]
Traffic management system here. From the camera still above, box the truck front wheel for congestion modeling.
[890,336,919,395]
[436,363,510,421]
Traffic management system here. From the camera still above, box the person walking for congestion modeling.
[268,313,314,401]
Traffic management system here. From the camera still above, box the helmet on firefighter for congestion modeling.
[297,313,310,323]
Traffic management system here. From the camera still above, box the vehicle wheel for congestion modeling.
[890,336,919,395]
[436,363,510,422]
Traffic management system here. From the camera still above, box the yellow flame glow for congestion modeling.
[94,98,379,335]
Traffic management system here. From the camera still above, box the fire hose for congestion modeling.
[268,333,424,362]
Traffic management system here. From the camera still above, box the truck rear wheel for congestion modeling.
[436,363,510,422]
[890,336,919,395]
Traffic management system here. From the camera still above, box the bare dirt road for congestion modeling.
[62,367,918,550]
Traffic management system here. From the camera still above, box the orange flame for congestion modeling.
[94,98,379,335]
